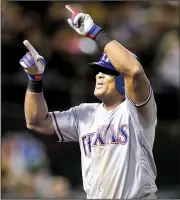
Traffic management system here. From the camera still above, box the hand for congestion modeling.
[65,5,102,39]
[19,40,46,80]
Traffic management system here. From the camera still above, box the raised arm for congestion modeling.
[65,4,151,104]
[104,41,150,105]
[65,5,156,127]
[24,91,54,135]
[20,40,55,135]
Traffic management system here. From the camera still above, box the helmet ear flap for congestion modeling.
[115,74,125,94]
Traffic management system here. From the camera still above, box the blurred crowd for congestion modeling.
[2,131,72,198]
[1,0,180,198]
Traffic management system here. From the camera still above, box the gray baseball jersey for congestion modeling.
[50,86,157,199]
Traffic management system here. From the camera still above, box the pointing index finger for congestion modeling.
[23,40,38,56]
[65,5,79,14]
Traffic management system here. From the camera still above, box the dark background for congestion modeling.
[1,1,180,198]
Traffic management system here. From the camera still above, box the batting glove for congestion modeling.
[19,40,46,81]
[65,5,102,39]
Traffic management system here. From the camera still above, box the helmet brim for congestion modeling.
[88,62,104,68]
[88,62,119,76]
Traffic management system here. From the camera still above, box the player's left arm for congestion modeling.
[104,41,150,106]
[65,5,156,126]
[104,42,156,127]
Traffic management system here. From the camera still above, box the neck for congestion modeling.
[102,97,124,111]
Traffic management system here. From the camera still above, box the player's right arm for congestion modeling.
[20,40,55,135]
[24,91,55,135]
[20,40,79,142]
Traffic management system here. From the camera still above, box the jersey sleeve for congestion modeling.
[49,106,79,142]
[125,84,157,130]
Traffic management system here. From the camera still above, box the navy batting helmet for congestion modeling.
[88,53,125,94]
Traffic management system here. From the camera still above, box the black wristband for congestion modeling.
[94,30,113,51]
[27,79,43,93]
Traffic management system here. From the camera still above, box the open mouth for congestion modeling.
[96,82,104,89]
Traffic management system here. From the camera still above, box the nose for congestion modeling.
[96,72,104,79]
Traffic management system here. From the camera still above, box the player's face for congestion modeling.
[94,72,119,100]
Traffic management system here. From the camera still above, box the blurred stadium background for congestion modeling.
[1,1,180,199]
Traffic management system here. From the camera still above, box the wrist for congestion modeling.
[27,73,43,93]
[86,24,102,39]
[94,30,113,51]
[27,73,43,81]
[27,79,43,93]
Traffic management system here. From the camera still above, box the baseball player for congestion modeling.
[19,5,157,199]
